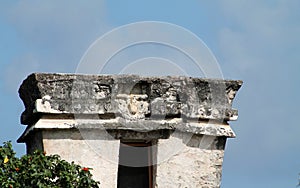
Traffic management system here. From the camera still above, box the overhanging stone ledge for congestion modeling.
[19,73,242,125]
[17,116,235,143]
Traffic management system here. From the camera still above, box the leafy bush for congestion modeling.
[0,141,100,188]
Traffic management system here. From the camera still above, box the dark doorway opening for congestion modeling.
[117,141,153,188]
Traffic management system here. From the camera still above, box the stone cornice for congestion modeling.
[19,73,242,126]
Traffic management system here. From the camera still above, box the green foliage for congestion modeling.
[0,141,100,188]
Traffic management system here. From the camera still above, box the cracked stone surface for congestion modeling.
[19,73,242,125]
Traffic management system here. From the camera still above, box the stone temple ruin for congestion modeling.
[17,73,242,188]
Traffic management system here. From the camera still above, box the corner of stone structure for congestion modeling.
[17,73,243,187]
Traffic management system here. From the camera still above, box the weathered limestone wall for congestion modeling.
[156,133,225,188]
[17,73,242,188]
[42,129,120,188]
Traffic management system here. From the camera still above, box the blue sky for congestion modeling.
[0,1,300,187]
